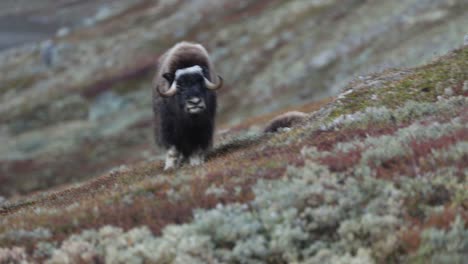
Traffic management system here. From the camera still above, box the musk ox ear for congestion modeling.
[201,66,210,79]
[156,72,178,97]
[162,73,175,84]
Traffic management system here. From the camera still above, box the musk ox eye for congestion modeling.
[162,73,175,84]
[177,86,187,94]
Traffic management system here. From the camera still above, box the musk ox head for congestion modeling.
[158,65,222,115]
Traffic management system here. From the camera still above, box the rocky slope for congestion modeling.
[0,0,467,197]
[0,44,467,263]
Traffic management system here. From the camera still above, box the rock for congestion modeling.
[56,27,70,37]
[108,165,130,175]
[82,18,95,27]
[310,50,337,69]
[82,5,114,27]
[464,34,468,45]
[40,40,56,67]
[444,87,453,96]
[95,6,112,22]
[39,41,74,68]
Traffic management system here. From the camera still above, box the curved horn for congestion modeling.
[205,75,223,90]
[158,81,178,97]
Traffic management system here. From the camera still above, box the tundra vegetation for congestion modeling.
[0,0,467,263]
[1,0,466,196]
[0,45,467,263]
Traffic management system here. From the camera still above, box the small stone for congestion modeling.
[464,34,468,45]
[56,27,70,37]
[265,37,279,51]
[122,195,133,205]
[40,40,55,67]
[281,31,294,41]
[105,60,114,68]
[95,6,112,22]
[338,89,353,99]
[444,87,453,96]
[108,165,129,175]
[463,81,468,92]
[83,18,95,27]
[310,50,336,68]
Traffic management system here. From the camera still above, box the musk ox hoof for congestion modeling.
[164,147,182,170]
[189,152,205,166]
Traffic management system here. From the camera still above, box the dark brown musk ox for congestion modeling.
[263,111,308,133]
[152,42,223,170]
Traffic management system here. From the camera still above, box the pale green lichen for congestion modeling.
[46,226,158,264]
[333,116,466,167]
[323,96,467,131]
[0,227,51,242]
[204,184,227,198]
[431,141,468,163]
[16,134,464,264]
[410,216,468,264]
[0,247,28,264]
[38,160,407,263]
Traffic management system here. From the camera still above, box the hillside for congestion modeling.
[1,0,467,197]
[0,0,467,263]
[1,45,467,263]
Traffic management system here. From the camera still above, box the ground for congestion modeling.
[0,0,467,263]
[1,0,467,197]
[0,46,466,263]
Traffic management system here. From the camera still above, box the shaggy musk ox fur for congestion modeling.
[153,42,223,170]
[263,111,308,133]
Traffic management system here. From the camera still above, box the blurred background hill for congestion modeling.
[0,0,467,197]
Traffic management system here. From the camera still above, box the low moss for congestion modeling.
[0,74,43,94]
[109,69,154,95]
[327,47,468,121]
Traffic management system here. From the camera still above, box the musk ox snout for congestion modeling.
[185,97,206,114]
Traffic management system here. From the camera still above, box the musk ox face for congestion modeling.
[180,77,207,115]
[163,66,209,115]
[161,65,222,116]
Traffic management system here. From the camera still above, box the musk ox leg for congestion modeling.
[189,150,205,166]
[164,146,182,170]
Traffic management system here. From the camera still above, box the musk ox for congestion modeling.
[263,111,308,133]
[152,42,223,170]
